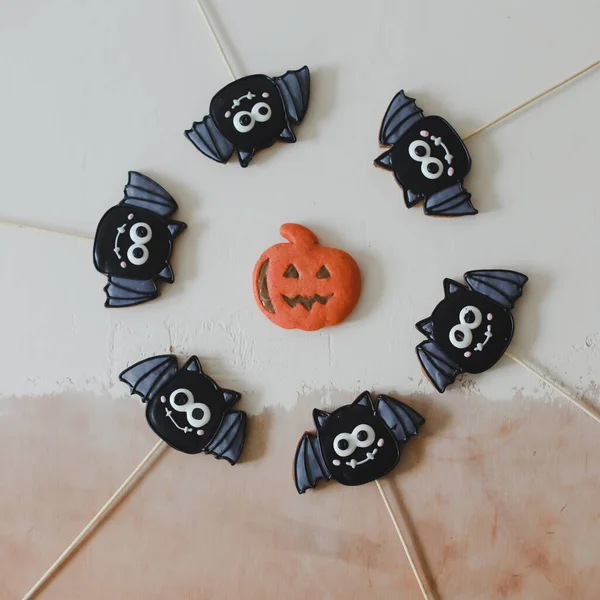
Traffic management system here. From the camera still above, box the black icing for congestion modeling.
[416,270,528,392]
[185,67,310,168]
[294,392,424,493]
[375,91,477,217]
[93,172,186,308]
[119,355,246,464]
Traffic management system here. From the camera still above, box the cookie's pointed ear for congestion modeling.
[443,278,465,297]
[222,389,241,406]
[313,409,330,430]
[416,318,434,339]
[352,391,374,410]
[183,356,203,373]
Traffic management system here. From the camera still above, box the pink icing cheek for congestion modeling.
[420,130,429,137]
[225,111,231,118]
[120,261,127,269]
[377,438,384,448]
[448,167,455,176]
[127,213,134,220]
[262,92,269,98]
[464,351,472,358]
[332,459,341,466]
[487,313,493,321]
[196,429,204,436]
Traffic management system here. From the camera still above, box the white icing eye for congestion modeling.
[408,140,430,161]
[169,388,211,428]
[408,140,444,180]
[127,244,149,265]
[353,424,376,448]
[333,433,356,457]
[460,306,482,329]
[233,111,255,133]
[251,102,272,123]
[129,222,152,244]
[449,324,473,349]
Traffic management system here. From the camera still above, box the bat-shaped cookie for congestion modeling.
[186,67,310,167]
[93,172,186,307]
[375,90,476,216]
[294,391,424,493]
[416,269,528,392]
[120,355,246,464]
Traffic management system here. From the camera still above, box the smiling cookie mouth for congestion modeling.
[283,294,333,310]
[346,447,378,469]
[474,324,493,352]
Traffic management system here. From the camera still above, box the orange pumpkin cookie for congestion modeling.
[253,224,361,331]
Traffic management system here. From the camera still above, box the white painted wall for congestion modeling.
[0,0,598,413]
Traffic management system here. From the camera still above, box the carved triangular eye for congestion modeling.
[284,264,299,278]
[316,265,330,279]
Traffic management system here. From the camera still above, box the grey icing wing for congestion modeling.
[119,354,179,403]
[274,66,310,124]
[378,90,423,146]
[294,433,331,494]
[375,396,425,443]
[122,171,178,218]
[423,183,477,216]
[416,341,462,393]
[185,115,234,164]
[464,270,528,309]
[205,410,247,465]
[104,277,158,308]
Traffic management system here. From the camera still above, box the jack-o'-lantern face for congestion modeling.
[253,224,362,331]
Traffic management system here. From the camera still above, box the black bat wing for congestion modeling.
[205,410,247,465]
[122,171,178,218]
[375,395,425,443]
[424,183,477,217]
[378,90,423,146]
[104,277,159,308]
[464,270,528,309]
[274,66,310,124]
[294,432,331,494]
[119,354,179,403]
[185,116,235,164]
[416,340,462,393]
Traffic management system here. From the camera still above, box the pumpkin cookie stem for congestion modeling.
[280,223,319,246]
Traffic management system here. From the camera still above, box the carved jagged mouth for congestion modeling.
[256,259,333,312]
[283,294,333,311]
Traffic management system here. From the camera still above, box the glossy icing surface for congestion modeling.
[93,172,186,308]
[294,392,424,492]
[416,270,528,392]
[119,355,246,464]
[186,67,310,167]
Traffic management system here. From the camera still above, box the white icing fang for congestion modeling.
[165,407,192,433]
[345,447,378,469]
[231,91,256,109]
[430,135,453,165]
[113,223,127,259]
[474,325,493,352]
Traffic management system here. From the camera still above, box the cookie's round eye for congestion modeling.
[460,305,482,328]
[129,222,152,244]
[353,424,376,448]
[333,433,356,457]
[171,389,192,406]
[449,324,473,349]
[408,140,430,161]
[127,244,149,265]
[233,111,255,133]
[251,102,272,123]
[189,404,211,428]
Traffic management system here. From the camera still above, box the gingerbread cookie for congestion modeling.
[185,67,310,168]
[253,224,361,331]
[93,172,186,308]
[119,355,246,464]
[374,90,477,216]
[416,270,528,392]
[294,392,424,492]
